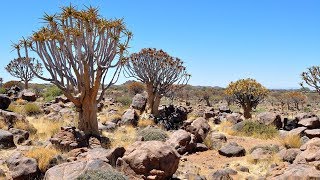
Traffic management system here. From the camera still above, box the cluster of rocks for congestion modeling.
[42,96,76,121]
[4,86,37,102]
[268,138,320,179]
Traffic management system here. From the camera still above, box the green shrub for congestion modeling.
[116,95,131,107]
[235,120,278,139]
[137,127,168,142]
[43,85,63,101]
[24,103,42,116]
[0,87,6,94]
[77,169,128,180]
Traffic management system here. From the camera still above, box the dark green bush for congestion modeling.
[116,95,131,107]
[43,85,63,101]
[137,127,168,142]
[235,120,278,139]
[77,169,128,180]
[0,87,6,94]
[24,103,42,115]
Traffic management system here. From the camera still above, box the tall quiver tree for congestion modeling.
[124,48,190,116]
[14,6,132,136]
[225,78,269,119]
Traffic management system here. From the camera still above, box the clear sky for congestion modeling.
[0,0,319,89]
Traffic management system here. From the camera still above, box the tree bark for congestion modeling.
[78,96,99,136]
[242,105,252,119]
[152,94,161,117]
[24,80,28,89]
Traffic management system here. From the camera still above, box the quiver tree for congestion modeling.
[5,57,42,89]
[14,6,132,136]
[126,81,145,95]
[285,91,307,110]
[124,48,190,116]
[301,66,320,94]
[225,78,269,119]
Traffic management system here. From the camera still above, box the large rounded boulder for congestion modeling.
[117,141,180,179]
[0,94,11,110]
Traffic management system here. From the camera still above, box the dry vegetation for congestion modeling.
[25,147,60,172]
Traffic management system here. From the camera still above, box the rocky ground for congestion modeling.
[1,86,320,179]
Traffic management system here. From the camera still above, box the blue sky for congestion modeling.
[0,0,319,89]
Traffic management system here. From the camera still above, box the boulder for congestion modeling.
[117,141,180,179]
[0,94,11,110]
[0,109,25,128]
[20,90,36,102]
[293,138,320,164]
[250,147,273,162]
[166,129,196,154]
[257,112,282,129]
[6,152,39,180]
[44,159,112,180]
[225,113,243,124]
[131,94,147,111]
[295,113,317,121]
[268,164,320,179]
[75,147,126,167]
[278,148,301,163]
[305,129,320,139]
[157,105,188,130]
[185,117,210,143]
[209,133,227,150]
[0,129,15,149]
[219,142,246,157]
[219,106,232,113]
[121,109,139,126]
[195,143,208,152]
[288,127,307,137]
[55,96,70,104]
[298,117,320,129]
[204,107,215,119]
[49,126,88,151]
[210,168,237,180]
[8,128,29,144]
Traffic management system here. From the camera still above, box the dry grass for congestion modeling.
[14,120,37,134]
[244,153,282,176]
[25,147,60,172]
[102,125,137,148]
[16,98,27,105]
[217,121,236,135]
[7,104,24,114]
[137,118,155,127]
[0,117,6,129]
[27,117,64,140]
[278,134,302,149]
[99,113,122,124]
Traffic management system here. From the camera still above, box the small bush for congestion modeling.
[235,120,278,139]
[24,103,42,116]
[77,169,128,180]
[137,127,168,142]
[25,147,60,172]
[116,95,132,107]
[43,85,63,102]
[278,134,302,149]
[0,87,6,94]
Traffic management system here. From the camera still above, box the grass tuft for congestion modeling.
[25,147,60,172]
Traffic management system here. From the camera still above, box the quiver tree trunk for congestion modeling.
[78,96,99,136]
[242,105,252,119]
[146,84,162,117]
[24,80,29,89]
